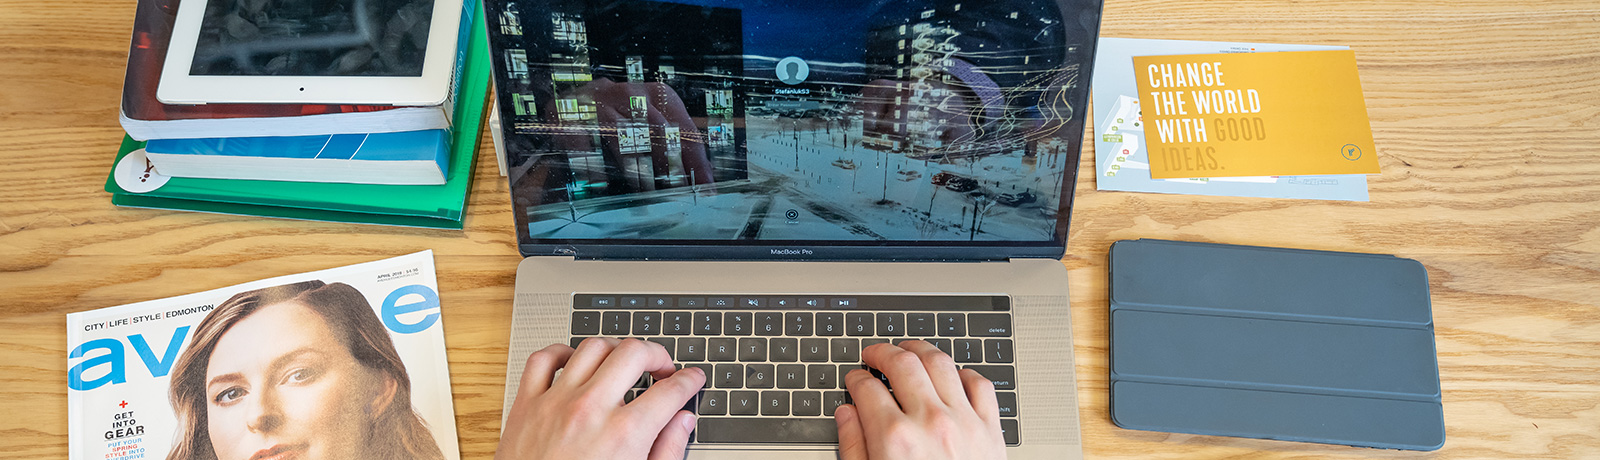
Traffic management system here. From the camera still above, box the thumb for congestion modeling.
[647,410,698,460]
[835,404,869,460]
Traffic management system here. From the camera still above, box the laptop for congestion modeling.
[485,0,1103,458]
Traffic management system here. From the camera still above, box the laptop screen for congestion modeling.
[487,0,1101,255]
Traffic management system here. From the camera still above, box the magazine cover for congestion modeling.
[66,251,460,460]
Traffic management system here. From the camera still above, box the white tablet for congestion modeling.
[157,0,464,106]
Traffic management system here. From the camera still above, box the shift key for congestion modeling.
[964,365,1016,390]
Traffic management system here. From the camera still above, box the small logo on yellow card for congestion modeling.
[1340,144,1363,161]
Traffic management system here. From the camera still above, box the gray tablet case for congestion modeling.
[1108,239,1444,451]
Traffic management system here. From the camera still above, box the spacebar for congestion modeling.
[696,418,840,444]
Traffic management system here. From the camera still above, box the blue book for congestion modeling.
[144,130,450,185]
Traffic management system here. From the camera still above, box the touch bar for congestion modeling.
[576,294,1009,311]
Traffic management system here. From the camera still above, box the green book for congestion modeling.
[104,3,493,230]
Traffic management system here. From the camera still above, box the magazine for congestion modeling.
[66,251,460,460]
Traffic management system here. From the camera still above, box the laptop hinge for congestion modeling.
[524,244,1058,262]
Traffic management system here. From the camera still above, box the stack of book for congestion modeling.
[104,0,492,229]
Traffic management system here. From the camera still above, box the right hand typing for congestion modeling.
[835,341,1007,460]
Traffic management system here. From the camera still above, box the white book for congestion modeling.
[66,251,461,460]
[118,106,453,142]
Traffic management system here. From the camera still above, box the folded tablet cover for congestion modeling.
[1108,239,1443,451]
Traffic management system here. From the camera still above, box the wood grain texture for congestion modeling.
[1,0,1597,459]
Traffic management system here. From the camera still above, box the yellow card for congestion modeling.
[1133,50,1379,179]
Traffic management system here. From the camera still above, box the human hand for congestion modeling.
[495,338,707,460]
[835,340,1006,460]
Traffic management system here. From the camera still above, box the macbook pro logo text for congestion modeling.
[775,57,809,85]
[771,248,814,256]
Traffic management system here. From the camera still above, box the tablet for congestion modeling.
[1108,239,1444,451]
[157,0,464,106]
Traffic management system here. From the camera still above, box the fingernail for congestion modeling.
[681,413,698,431]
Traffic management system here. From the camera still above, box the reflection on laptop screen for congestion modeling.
[489,0,1096,245]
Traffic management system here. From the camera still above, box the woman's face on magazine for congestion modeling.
[203,300,387,460]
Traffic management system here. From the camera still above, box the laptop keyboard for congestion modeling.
[570,294,1021,446]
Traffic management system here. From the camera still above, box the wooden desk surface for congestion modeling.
[3,1,1597,458]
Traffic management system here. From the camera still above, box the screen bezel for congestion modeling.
[493,0,1104,261]
[156,0,464,106]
